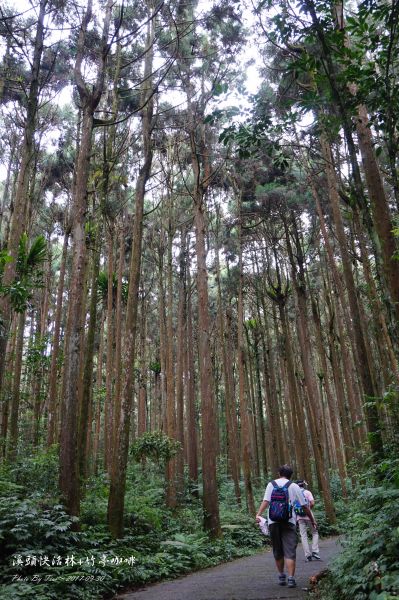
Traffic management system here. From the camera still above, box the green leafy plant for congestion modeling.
[0,233,47,313]
[314,455,399,600]
[130,431,182,464]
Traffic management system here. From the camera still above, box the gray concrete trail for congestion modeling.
[116,537,341,600]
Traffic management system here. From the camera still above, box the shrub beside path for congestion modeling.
[116,536,341,600]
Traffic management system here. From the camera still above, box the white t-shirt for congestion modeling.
[263,477,307,525]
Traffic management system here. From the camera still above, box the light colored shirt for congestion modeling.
[297,489,315,522]
[263,477,307,525]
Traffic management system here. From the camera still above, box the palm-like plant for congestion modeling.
[0,233,47,313]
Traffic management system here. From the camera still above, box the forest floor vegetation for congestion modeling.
[3,444,397,600]
[0,448,276,600]
[311,450,399,600]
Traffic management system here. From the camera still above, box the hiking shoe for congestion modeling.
[306,554,312,561]
[287,576,297,588]
[312,552,321,560]
[278,573,287,586]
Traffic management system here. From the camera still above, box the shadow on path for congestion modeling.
[116,536,341,600]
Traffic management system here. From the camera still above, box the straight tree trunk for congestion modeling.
[0,315,17,456]
[78,232,101,481]
[237,207,255,514]
[175,229,187,498]
[137,296,147,437]
[107,11,155,537]
[186,78,221,534]
[93,316,105,475]
[319,134,384,458]
[214,216,241,503]
[252,324,268,479]
[331,2,399,318]
[104,226,115,472]
[285,217,336,523]
[192,193,221,535]
[0,135,16,237]
[255,278,285,473]
[310,294,348,495]
[0,0,48,394]
[165,221,177,508]
[6,311,26,461]
[353,211,399,385]
[354,105,399,320]
[59,0,113,517]
[185,265,199,490]
[112,223,126,451]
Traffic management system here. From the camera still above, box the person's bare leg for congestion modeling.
[275,558,285,573]
[285,558,296,577]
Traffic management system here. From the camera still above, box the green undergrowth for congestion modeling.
[0,449,267,600]
[313,451,399,600]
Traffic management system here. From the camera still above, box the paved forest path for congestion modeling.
[116,536,341,600]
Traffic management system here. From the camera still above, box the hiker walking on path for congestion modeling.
[255,464,317,589]
[295,480,321,562]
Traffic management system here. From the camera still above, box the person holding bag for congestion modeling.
[256,464,317,589]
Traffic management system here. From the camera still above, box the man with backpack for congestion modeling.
[255,464,317,589]
[295,480,320,562]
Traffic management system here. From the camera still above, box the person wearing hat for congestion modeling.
[295,480,320,561]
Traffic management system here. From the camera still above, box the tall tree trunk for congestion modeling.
[192,193,221,535]
[112,222,126,454]
[0,135,16,238]
[59,105,92,517]
[0,316,17,457]
[175,229,187,498]
[354,105,399,320]
[104,226,115,472]
[93,316,105,475]
[78,232,100,482]
[0,0,47,394]
[285,216,336,522]
[47,234,69,448]
[59,0,112,517]
[107,11,155,537]
[158,254,168,433]
[319,134,384,458]
[323,275,356,462]
[185,265,199,490]
[252,324,268,479]
[137,296,147,438]
[237,203,255,514]
[165,221,177,508]
[331,2,399,318]
[6,311,26,461]
[310,294,348,496]
[255,276,284,473]
[214,215,241,504]
[353,210,399,385]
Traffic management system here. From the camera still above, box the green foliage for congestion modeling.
[0,497,80,559]
[97,270,128,305]
[130,431,182,464]
[315,455,399,600]
[0,457,267,600]
[0,249,13,276]
[0,446,60,498]
[0,234,47,313]
[149,361,161,374]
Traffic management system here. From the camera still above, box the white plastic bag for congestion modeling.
[257,516,269,536]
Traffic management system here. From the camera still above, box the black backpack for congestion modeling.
[269,480,292,522]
